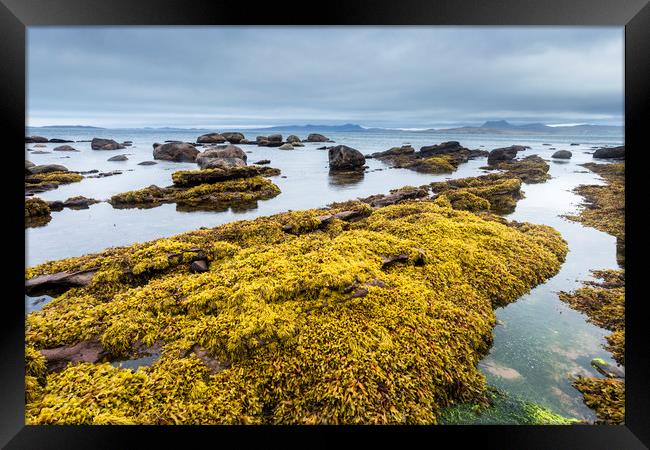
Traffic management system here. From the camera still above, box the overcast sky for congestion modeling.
[27,27,624,129]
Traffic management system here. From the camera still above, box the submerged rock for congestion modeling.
[328,145,366,171]
[28,164,69,175]
[53,145,79,152]
[487,145,526,165]
[138,161,158,166]
[107,154,128,162]
[25,136,48,143]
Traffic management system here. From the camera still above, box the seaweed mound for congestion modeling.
[25,197,52,228]
[430,173,522,214]
[371,141,488,174]
[109,166,281,212]
[25,171,83,195]
[25,200,567,425]
[481,155,550,184]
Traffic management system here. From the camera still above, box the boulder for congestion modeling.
[34,144,47,148]
[197,133,226,144]
[419,141,466,157]
[25,136,48,143]
[368,145,415,159]
[551,150,572,159]
[487,145,525,165]
[53,145,79,152]
[286,135,301,144]
[268,134,283,144]
[62,196,99,210]
[31,151,51,154]
[108,154,128,161]
[138,161,158,166]
[306,133,330,142]
[153,142,199,162]
[593,146,625,159]
[278,143,294,150]
[196,145,247,168]
[328,145,366,171]
[91,138,125,150]
[221,132,245,144]
[28,164,69,174]
[49,138,74,143]
[201,157,247,170]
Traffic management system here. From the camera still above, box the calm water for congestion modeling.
[25,127,623,421]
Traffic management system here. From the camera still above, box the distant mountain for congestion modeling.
[262,123,365,132]
[31,125,105,129]
[427,120,622,136]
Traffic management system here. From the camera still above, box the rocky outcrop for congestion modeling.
[91,138,125,151]
[221,132,245,144]
[153,142,199,162]
[593,146,625,159]
[487,145,526,165]
[53,145,79,152]
[552,150,572,159]
[328,145,366,171]
[197,133,226,144]
[25,160,35,175]
[171,165,281,187]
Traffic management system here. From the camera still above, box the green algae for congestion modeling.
[25,201,567,424]
[439,387,579,425]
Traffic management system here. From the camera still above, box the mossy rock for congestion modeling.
[25,201,567,424]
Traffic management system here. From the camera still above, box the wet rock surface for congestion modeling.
[91,138,125,150]
[153,142,199,162]
[328,145,366,171]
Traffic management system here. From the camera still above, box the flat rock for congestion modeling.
[40,338,111,373]
[53,145,79,152]
[25,268,97,296]
[107,154,128,161]
[138,161,158,165]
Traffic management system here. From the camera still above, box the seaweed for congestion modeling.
[572,377,624,425]
[481,155,551,184]
[25,201,567,424]
[25,197,52,228]
[430,173,522,214]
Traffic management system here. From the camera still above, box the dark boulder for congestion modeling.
[201,157,247,170]
[221,132,245,144]
[91,138,125,150]
[28,164,69,174]
[593,146,625,159]
[551,150,572,159]
[268,134,283,143]
[306,133,330,142]
[25,136,48,143]
[328,145,366,171]
[487,145,526,165]
[49,138,73,143]
[419,141,466,157]
[197,133,226,144]
[253,159,271,165]
[196,145,247,168]
[53,145,79,152]
[286,135,301,144]
[153,142,199,162]
[368,145,415,159]
[190,259,209,273]
[108,154,128,161]
[138,161,158,166]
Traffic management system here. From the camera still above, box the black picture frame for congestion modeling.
[2,0,648,448]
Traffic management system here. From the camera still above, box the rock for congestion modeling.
[190,259,209,273]
[138,161,157,166]
[86,170,122,178]
[278,143,294,150]
[268,134,283,143]
[542,143,552,146]
[91,138,125,150]
[196,145,247,168]
[171,165,281,187]
[593,146,625,159]
[419,141,466,157]
[53,144,79,152]
[368,145,415,159]
[25,268,97,296]
[49,138,74,143]
[487,145,526,165]
[591,358,625,378]
[62,196,100,209]
[291,141,304,147]
[153,142,199,162]
[239,139,254,145]
[201,157,247,170]
[197,132,226,144]
[28,164,69,174]
[253,159,271,165]
[328,145,366,171]
[221,132,245,144]
[317,146,330,150]
[570,143,580,146]
[306,133,329,142]
[107,154,128,161]
[33,144,47,148]
[551,150,572,159]
[25,136,48,143]
[286,135,301,143]
[25,160,35,175]
[40,338,111,373]
[30,151,50,154]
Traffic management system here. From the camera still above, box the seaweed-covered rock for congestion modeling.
[328,145,366,171]
[482,155,550,184]
[25,197,51,228]
[197,133,226,144]
[572,377,624,424]
[172,166,280,187]
[367,145,415,159]
[551,150,572,159]
[306,133,330,142]
[431,173,522,214]
[419,141,465,157]
[53,145,79,152]
[91,138,125,151]
[153,142,199,162]
[487,146,525,165]
[221,132,245,144]
[26,171,84,195]
[593,146,624,159]
[24,201,567,425]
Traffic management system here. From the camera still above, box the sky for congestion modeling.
[27,27,624,129]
